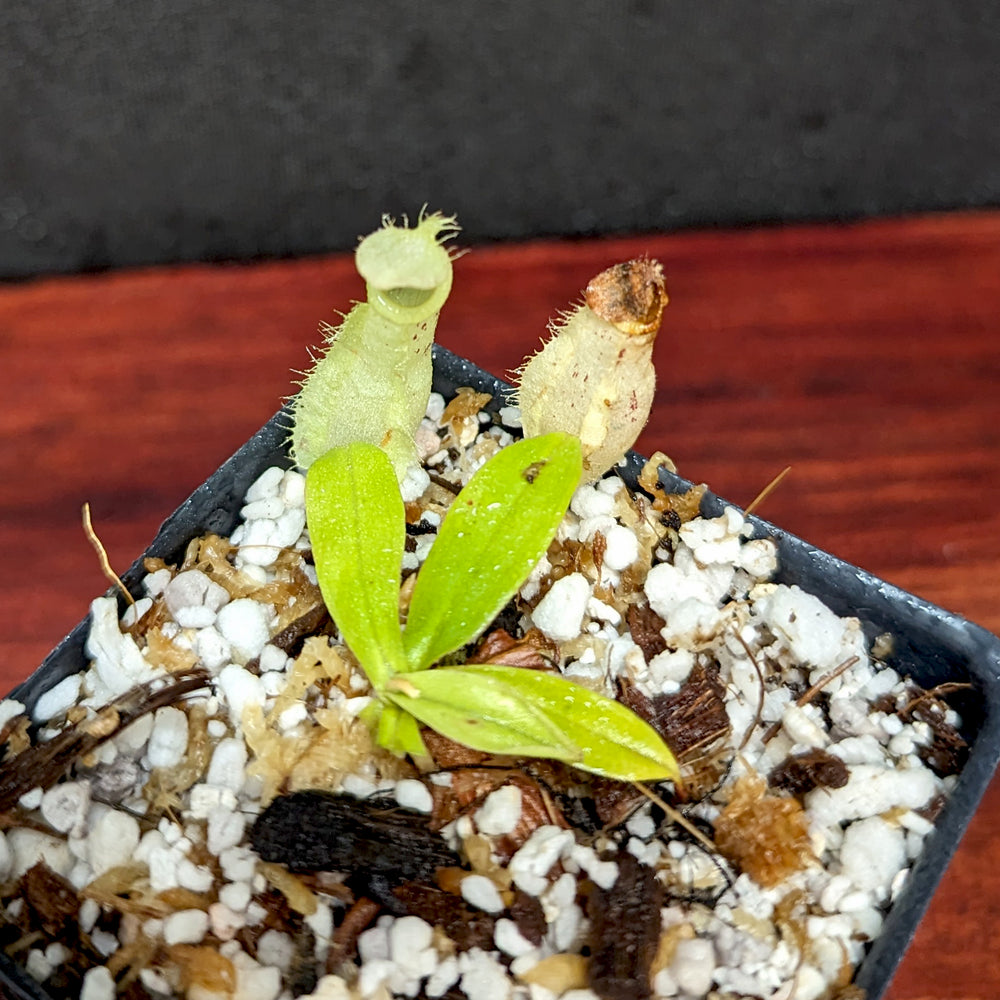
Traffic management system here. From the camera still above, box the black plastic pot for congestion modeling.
[3,346,999,1000]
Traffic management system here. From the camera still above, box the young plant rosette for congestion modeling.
[305,434,680,783]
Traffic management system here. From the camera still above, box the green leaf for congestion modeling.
[387,665,680,783]
[305,443,407,689]
[402,433,582,671]
[385,669,581,762]
[376,702,429,758]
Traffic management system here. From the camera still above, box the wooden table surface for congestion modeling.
[1,211,998,999]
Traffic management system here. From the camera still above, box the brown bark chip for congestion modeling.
[21,862,79,933]
[769,749,850,798]
[393,882,496,952]
[626,603,668,664]
[586,853,663,1000]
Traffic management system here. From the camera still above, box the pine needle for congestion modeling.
[633,780,718,857]
[82,502,134,606]
[744,465,791,517]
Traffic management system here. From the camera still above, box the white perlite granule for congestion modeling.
[3,390,960,1000]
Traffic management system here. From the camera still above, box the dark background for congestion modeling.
[2,1,999,279]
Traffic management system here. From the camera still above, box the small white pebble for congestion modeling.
[890,867,910,901]
[116,712,154,753]
[494,918,536,957]
[242,496,285,520]
[532,573,591,643]
[474,784,523,836]
[219,880,253,913]
[820,873,852,912]
[670,937,715,996]
[177,858,215,893]
[341,774,378,799]
[40,782,90,838]
[425,955,461,998]
[206,738,248,792]
[79,898,100,934]
[90,930,119,958]
[550,901,584,951]
[143,567,172,598]
[357,958,393,997]
[458,948,513,1000]
[139,969,172,995]
[426,392,446,421]
[260,670,287,697]
[245,901,269,926]
[142,917,164,939]
[602,524,639,571]
[499,405,522,428]
[87,810,140,876]
[461,874,505,914]
[164,570,229,620]
[120,596,153,628]
[80,966,116,1000]
[342,696,373,718]
[18,786,43,810]
[570,844,619,890]
[32,674,83,723]
[888,731,916,756]
[395,778,434,814]
[839,816,906,894]
[257,929,296,972]
[25,948,52,983]
[164,908,210,945]
[882,713,904,736]
[273,507,307,547]
[207,806,247,857]
[196,627,232,672]
[626,836,661,868]
[216,599,272,661]
[782,704,829,748]
[207,718,228,739]
[245,465,284,501]
[44,942,70,968]
[837,889,871,912]
[625,809,656,840]
[305,901,334,950]
[357,920,391,964]
[278,702,309,732]
[400,464,431,503]
[389,915,436,978]
[586,596,621,625]
[216,665,266,720]
[571,484,616,519]
[188,783,239,820]
[147,706,190,769]
[788,963,827,1000]
[142,840,181,892]
[259,643,289,673]
[280,470,306,507]
[509,826,575,896]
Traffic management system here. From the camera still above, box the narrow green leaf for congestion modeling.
[389,665,680,783]
[402,433,582,671]
[384,669,581,762]
[305,443,407,689]
[376,702,428,758]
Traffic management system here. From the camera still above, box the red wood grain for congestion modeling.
[1,211,999,998]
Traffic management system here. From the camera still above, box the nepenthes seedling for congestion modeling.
[290,210,680,782]
[304,434,681,784]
